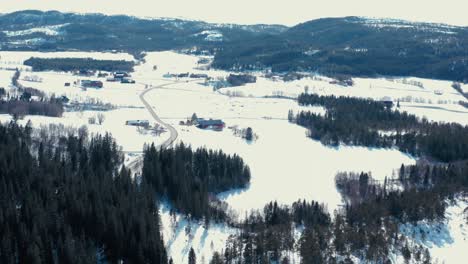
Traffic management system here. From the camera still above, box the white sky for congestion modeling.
[0,0,467,26]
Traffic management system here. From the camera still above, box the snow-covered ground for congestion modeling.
[216,74,468,126]
[0,70,15,90]
[2,24,69,37]
[159,202,235,264]
[399,102,468,125]
[400,198,468,264]
[137,52,416,214]
[18,71,148,106]
[173,118,414,215]
[220,75,465,103]
[0,108,170,153]
[134,51,227,81]
[1,50,466,263]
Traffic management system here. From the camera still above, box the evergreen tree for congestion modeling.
[189,248,196,264]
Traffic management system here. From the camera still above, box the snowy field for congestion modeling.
[0,50,466,263]
[0,108,170,153]
[0,70,15,90]
[173,118,414,214]
[221,75,466,104]
[140,78,416,214]
[216,73,468,126]
[399,102,468,125]
[18,71,149,106]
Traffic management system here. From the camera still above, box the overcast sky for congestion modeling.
[1,0,467,26]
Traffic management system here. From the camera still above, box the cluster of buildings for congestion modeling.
[107,72,136,83]
[163,72,209,79]
[69,71,136,89]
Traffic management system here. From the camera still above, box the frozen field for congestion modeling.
[0,108,170,153]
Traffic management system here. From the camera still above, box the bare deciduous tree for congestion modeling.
[97,113,105,125]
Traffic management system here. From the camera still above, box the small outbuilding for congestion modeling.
[126,120,150,128]
[196,118,225,131]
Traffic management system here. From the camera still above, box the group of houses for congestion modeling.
[107,72,136,83]
[66,71,136,89]
[163,72,209,79]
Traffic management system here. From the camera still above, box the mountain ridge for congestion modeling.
[1,10,467,81]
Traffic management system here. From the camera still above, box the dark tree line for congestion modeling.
[0,98,64,118]
[295,93,468,162]
[0,121,167,263]
[0,70,65,118]
[211,157,468,264]
[226,74,257,87]
[220,200,330,264]
[214,196,433,264]
[24,57,135,72]
[142,143,251,220]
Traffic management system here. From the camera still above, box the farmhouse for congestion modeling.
[121,77,136,84]
[77,70,94,76]
[80,80,103,89]
[380,97,394,108]
[114,72,130,80]
[196,118,225,131]
[189,73,209,79]
[126,120,150,128]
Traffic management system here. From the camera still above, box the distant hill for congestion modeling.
[213,17,468,81]
[0,11,467,81]
[0,10,286,52]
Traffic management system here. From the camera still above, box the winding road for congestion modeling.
[139,81,179,149]
[128,79,201,173]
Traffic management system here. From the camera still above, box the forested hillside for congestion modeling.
[213,17,468,82]
[0,122,167,263]
[0,10,286,52]
[294,93,468,162]
[212,150,468,264]
[1,11,467,81]
[142,143,251,220]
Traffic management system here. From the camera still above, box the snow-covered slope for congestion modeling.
[2,23,69,37]
[400,198,468,264]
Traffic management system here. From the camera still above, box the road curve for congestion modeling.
[127,81,179,173]
[139,82,179,149]
[127,79,203,173]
